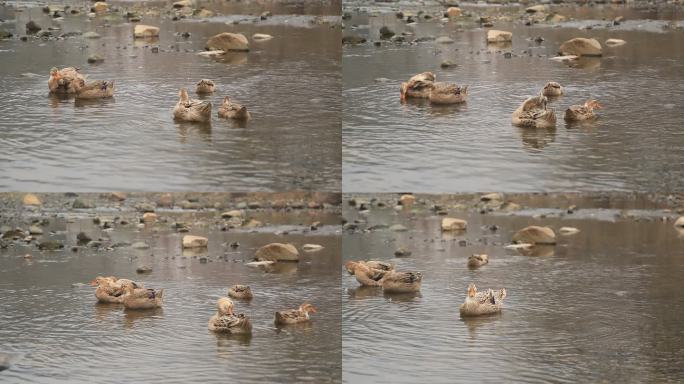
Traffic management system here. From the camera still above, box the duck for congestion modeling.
[173,88,212,123]
[564,99,602,122]
[345,261,392,287]
[459,283,506,317]
[344,260,394,275]
[122,284,164,310]
[74,79,115,99]
[48,67,86,94]
[195,79,215,94]
[381,270,422,293]
[400,72,436,101]
[429,83,468,105]
[90,276,141,304]
[208,297,252,334]
[217,96,250,120]
[467,254,489,269]
[511,92,557,129]
[274,303,317,325]
[542,81,563,97]
[228,284,253,300]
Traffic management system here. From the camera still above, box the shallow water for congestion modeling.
[0,208,341,383]
[342,197,684,383]
[0,1,341,191]
[342,11,684,192]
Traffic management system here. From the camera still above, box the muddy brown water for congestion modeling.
[342,196,684,383]
[342,10,684,192]
[0,1,341,191]
[0,208,341,383]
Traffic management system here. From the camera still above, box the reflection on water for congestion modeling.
[343,195,684,383]
[0,1,341,191]
[0,208,341,383]
[343,12,684,192]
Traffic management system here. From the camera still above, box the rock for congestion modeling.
[91,2,108,13]
[547,13,566,23]
[441,60,457,68]
[246,260,275,268]
[136,265,152,274]
[72,198,94,209]
[559,227,580,235]
[526,5,549,13]
[28,226,43,235]
[486,30,512,43]
[38,240,64,250]
[136,203,156,212]
[559,38,602,57]
[221,210,243,218]
[158,193,174,207]
[441,218,467,231]
[131,241,150,249]
[173,0,193,8]
[83,31,101,39]
[134,25,160,38]
[501,202,522,212]
[379,26,395,39]
[674,217,684,228]
[194,8,214,18]
[22,194,41,206]
[389,224,408,232]
[436,36,455,44]
[446,7,462,18]
[394,247,412,257]
[205,32,249,51]
[142,212,158,223]
[480,192,503,202]
[549,55,579,62]
[399,194,415,206]
[197,50,225,57]
[179,200,200,210]
[182,235,208,248]
[109,192,126,201]
[343,36,366,45]
[512,226,556,245]
[26,21,42,33]
[302,244,324,251]
[76,232,91,244]
[252,33,273,41]
[0,31,12,39]
[255,243,299,262]
[243,219,263,228]
[605,38,626,46]
[87,54,104,64]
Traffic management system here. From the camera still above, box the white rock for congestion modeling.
[559,227,580,235]
[252,33,273,41]
[302,244,324,251]
[605,38,626,46]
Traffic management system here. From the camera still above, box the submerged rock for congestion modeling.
[26,21,42,34]
[82,31,101,39]
[436,36,455,44]
[255,243,299,262]
[390,224,408,232]
[559,38,602,57]
[512,226,556,245]
[205,32,249,52]
[343,35,366,45]
[38,240,64,250]
[136,265,153,274]
[87,54,104,64]
[379,26,395,39]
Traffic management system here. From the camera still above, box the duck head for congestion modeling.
[299,303,317,314]
[344,260,358,274]
[584,99,603,111]
[217,297,234,316]
[399,82,409,102]
[467,283,477,297]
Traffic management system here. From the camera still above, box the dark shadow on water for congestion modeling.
[383,291,422,302]
[518,126,556,151]
[123,307,164,328]
[347,285,383,300]
[74,97,116,108]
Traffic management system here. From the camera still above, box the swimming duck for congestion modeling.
[48,67,86,94]
[459,283,506,317]
[429,83,469,105]
[122,284,164,310]
[381,270,422,293]
[173,88,212,123]
[228,284,253,300]
[541,81,563,97]
[195,79,215,94]
[75,79,115,99]
[217,96,250,120]
[90,276,142,304]
[400,72,436,101]
[467,254,489,269]
[208,297,252,334]
[274,303,317,325]
[564,99,602,122]
[344,260,394,275]
[345,261,391,287]
[511,92,557,129]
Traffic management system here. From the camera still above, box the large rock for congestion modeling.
[558,38,602,57]
[446,7,462,18]
[512,226,556,245]
[22,194,41,206]
[182,235,208,248]
[487,30,512,43]
[399,194,415,206]
[173,0,193,8]
[91,2,108,13]
[255,243,299,262]
[134,25,160,38]
[442,217,468,231]
[526,4,549,13]
[205,32,249,52]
